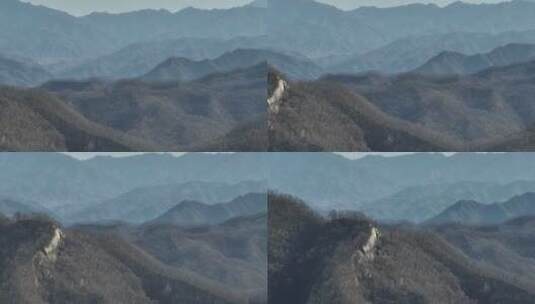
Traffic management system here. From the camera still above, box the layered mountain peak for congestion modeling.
[415,43,535,76]
[429,192,535,225]
[450,199,483,209]
[150,193,267,226]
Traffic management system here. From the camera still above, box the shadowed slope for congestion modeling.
[269,193,535,304]
[0,86,150,151]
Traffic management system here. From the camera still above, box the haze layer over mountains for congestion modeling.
[5,0,535,151]
[0,152,268,303]
[265,0,535,151]
[2,152,534,225]
[269,152,535,303]
[0,0,270,151]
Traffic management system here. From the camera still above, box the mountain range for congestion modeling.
[74,185,266,224]
[57,36,270,80]
[0,62,268,152]
[269,193,535,304]
[0,86,149,151]
[271,45,535,151]
[433,215,535,290]
[269,0,535,59]
[0,0,265,68]
[268,68,459,151]
[150,193,267,226]
[428,192,535,225]
[141,49,321,83]
[362,180,535,223]
[7,0,535,79]
[415,43,535,75]
[328,31,535,75]
[7,152,535,222]
[5,0,535,151]
[0,211,267,303]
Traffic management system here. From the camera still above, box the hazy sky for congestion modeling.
[63,152,405,160]
[317,0,511,10]
[23,0,254,16]
[63,152,186,160]
[63,152,457,160]
[23,0,512,15]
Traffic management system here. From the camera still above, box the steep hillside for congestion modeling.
[0,86,149,151]
[269,193,535,304]
[136,213,267,301]
[415,43,535,75]
[318,59,535,150]
[196,116,268,152]
[268,69,460,151]
[75,212,268,303]
[0,216,245,303]
[151,193,267,226]
[428,192,535,225]
[434,216,535,291]
[42,64,267,151]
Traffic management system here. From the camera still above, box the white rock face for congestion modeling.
[361,227,380,259]
[268,78,287,114]
[43,227,63,261]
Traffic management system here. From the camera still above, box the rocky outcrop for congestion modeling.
[268,78,287,115]
[42,227,63,262]
[359,227,380,260]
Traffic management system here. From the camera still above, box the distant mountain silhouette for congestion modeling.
[150,193,267,226]
[328,31,535,75]
[269,0,535,59]
[362,180,535,223]
[0,0,265,67]
[142,49,322,82]
[428,192,535,225]
[415,43,535,75]
[59,36,270,80]
[74,182,266,224]
[7,153,535,222]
